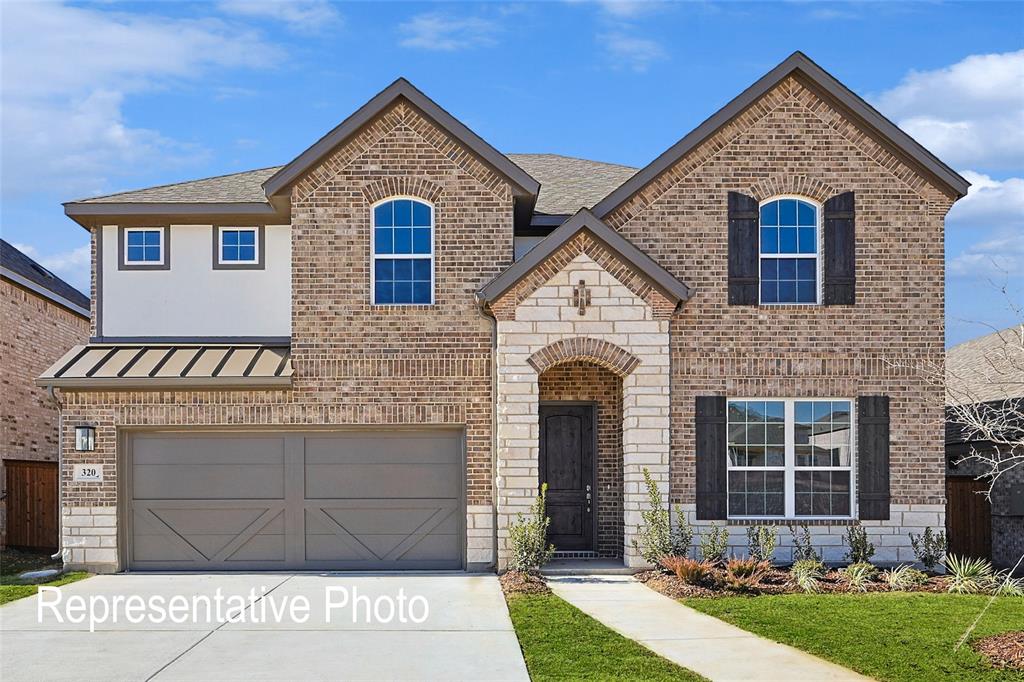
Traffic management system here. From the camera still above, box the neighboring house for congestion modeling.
[1,239,90,550]
[945,327,1024,569]
[38,52,969,574]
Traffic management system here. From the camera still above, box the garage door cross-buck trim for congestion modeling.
[125,429,465,571]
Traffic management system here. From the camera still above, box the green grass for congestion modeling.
[686,593,1023,682]
[0,572,91,605]
[507,592,705,681]
[1,548,90,605]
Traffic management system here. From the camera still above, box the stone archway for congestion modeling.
[492,251,672,568]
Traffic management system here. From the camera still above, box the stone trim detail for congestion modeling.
[361,176,444,205]
[527,337,641,378]
[748,174,837,204]
[489,232,676,321]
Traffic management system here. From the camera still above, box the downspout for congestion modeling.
[45,385,64,561]
[475,295,500,572]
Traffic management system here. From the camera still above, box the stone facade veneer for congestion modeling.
[494,249,672,568]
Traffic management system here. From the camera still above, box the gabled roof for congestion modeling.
[72,167,281,204]
[262,78,540,201]
[592,51,970,219]
[0,239,89,317]
[477,208,691,305]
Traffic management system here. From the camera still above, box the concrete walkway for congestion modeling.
[548,574,870,682]
[1,573,529,681]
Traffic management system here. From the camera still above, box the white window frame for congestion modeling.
[726,397,856,520]
[217,226,260,265]
[757,195,823,306]
[370,196,435,306]
[123,227,165,266]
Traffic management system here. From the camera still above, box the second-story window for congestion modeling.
[124,228,164,265]
[372,198,433,305]
[219,227,258,264]
[759,197,819,304]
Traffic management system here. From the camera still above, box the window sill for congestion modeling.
[726,518,857,526]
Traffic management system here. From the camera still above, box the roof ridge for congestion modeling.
[68,165,284,204]
[507,152,638,170]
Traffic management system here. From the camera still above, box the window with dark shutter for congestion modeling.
[824,191,856,305]
[857,395,890,520]
[696,396,728,519]
[727,192,759,305]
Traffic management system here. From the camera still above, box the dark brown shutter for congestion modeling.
[696,396,728,519]
[857,395,890,520]
[727,191,759,305]
[824,191,856,305]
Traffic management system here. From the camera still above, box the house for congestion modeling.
[37,52,969,573]
[2,239,90,550]
[945,327,1024,569]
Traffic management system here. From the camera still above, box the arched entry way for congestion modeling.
[538,361,624,557]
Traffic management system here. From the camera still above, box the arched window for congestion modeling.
[372,198,434,305]
[759,197,820,304]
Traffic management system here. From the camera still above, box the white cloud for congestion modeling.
[873,50,1024,171]
[599,31,666,72]
[595,0,662,18]
[949,171,1024,224]
[0,2,281,199]
[216,0,341,33]
[948,236,1024,280]
[12,243,91,293]
[398,14,499,51]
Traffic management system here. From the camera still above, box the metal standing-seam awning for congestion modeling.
[37,344,292,389]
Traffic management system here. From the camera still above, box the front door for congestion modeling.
[539,403,595,552]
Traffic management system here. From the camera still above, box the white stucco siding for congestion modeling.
[99,224,291,337]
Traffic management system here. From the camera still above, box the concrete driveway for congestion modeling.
[0,573,529,681]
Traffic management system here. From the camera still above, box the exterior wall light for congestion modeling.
[75,425,96,452]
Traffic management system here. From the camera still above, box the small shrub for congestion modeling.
[746,525,779,563]
[991,570,1024,597]
[660,556,716,585]
[843,523,876,564]
[839,562,879,592]
[788,523,821,563]
[507,483,555,572]
[908,527,947,571]
[882,564,928,591]
[724,557,770,592]
[944,554,995,594]
[669,507,694,557]
[632,468,671,565]
[699,522,730,563]
[790,559,825,593]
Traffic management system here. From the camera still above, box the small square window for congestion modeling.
[219,228,259,265]
[124,229,163,265]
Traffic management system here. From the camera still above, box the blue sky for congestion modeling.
[2,1,1021,346]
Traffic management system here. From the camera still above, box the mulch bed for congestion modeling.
[972,631,1024,670]
[500,570,551,596]
[637,567,948,598]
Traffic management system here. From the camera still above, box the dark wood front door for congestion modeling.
[946,477,992,560]
[539,403,595,552]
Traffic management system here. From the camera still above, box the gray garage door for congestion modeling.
[128,430,464,571]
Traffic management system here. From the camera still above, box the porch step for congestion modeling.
[541,559,638,576]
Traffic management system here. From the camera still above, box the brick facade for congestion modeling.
[56,72,958,573]
[1,279,89,546]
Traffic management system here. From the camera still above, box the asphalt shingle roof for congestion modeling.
[506,154,638,215]
[75,167,283,204]
[0,239,90,312]
[946,326,1024,405]
[69,155,637,216]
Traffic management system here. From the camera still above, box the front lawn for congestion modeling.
[686,593,1022,682]
[1,548,90,605]
[507,593,705,681]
